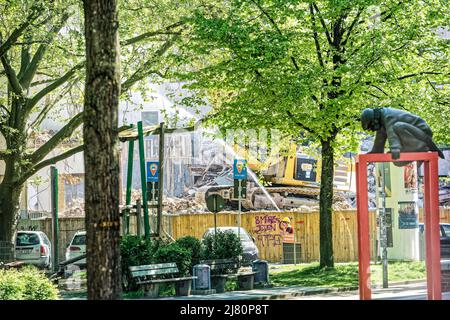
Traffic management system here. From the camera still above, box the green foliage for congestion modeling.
[153,242,192,276]
[176,0,450,149]
[0,266,59,300]
[120,235,162,289]
[175,236,203,270]
[201,230,243,261]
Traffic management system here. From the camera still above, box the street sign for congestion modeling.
[233,179,247,199]
[233,159,247,180]
[147,181,159,202]
[206,194,225,213]
[146,161,159,182]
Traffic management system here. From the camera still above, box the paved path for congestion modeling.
[154,282,450,301]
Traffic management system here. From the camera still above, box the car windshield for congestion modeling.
[72,234,86,245]
[205,229,252,242]
[442,225,450,237]
[16,233,40,246]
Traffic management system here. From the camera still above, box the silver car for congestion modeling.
[15,231,52,269]
[203,227,259,266]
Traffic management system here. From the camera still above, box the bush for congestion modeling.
[120,235,162,290]
[0,266,58,300]
[153,242,191,276]
[201,230,243,273]
[175,236,202,272]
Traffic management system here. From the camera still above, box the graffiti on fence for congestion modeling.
[253,215,294,247]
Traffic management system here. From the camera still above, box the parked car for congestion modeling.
[65,231,86,267]
[202,227,259,266]
[419,223,450,258]
[15,231,52,269]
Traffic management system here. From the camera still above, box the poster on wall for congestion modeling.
[398,201,419,229]
[403,162,418,193]
[279,217,294,243]
[376,163,392,197]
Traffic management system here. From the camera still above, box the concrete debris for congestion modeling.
[61,198,84,217]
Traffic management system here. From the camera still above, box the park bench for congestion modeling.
[199,258,258,293]
[129,262,196,298]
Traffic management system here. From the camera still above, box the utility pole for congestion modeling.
[50,166,59,273]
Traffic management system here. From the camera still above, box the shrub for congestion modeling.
[153,242,191,276]
[175,236,202,271]
[0,266,58,300]
[120,235,162,290]
[201,230,243,274]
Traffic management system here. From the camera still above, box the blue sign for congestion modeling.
[233,159,247,180]
[146,161,159,182]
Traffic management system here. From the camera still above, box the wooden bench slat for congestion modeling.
[131,268,179,277]
[129,263,177,271]
[137,276,196,285]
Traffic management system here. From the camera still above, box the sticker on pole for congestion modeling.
[146,161,159,182]
[233,159,247,180]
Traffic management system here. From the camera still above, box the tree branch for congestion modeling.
[121,36,178,91]
[29,80,77,130]
[19,12,70,89]
[1,54,24,96]
[310,4,325,68]
[312,2,333,45]
[29,112,83,165]
[0,4,43,58]
[20,144,85,184]
[26,61,85,112]
[397,72,447,81]
[341,8,363,47]
[286,110,313,133]
[121,21,184,46]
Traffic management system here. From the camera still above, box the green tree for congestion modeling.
[0,0,187,243]
[175,0,450,267]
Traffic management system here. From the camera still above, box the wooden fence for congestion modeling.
[18,207,450,264]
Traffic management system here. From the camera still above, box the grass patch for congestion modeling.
[270,261,426,288]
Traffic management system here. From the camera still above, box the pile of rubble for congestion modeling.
[163,197,206,214]
[61,198,85,217]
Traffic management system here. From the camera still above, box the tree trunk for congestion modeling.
[0,180,22,243]
[319,137,335,268]
[83,0,121,300]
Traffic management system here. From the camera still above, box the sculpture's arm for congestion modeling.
[369,129,387,153]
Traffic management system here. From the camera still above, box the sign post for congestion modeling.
[233,159,247,240]
[146,161,159,235]
[50,166,59,272]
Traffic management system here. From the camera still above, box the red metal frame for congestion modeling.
[356,152,441,300]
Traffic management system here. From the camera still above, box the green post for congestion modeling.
[50,166,59,272]
[125,125,135,235]
[157,122,164,237]
[137,121,150,239]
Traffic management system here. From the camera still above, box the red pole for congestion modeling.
[356,157,371,300]
[424,160,433,299]
[429,156,442,300]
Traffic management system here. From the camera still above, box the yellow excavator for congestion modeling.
[196,144,356,210]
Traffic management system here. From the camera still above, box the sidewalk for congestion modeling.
[148,279,450,300]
